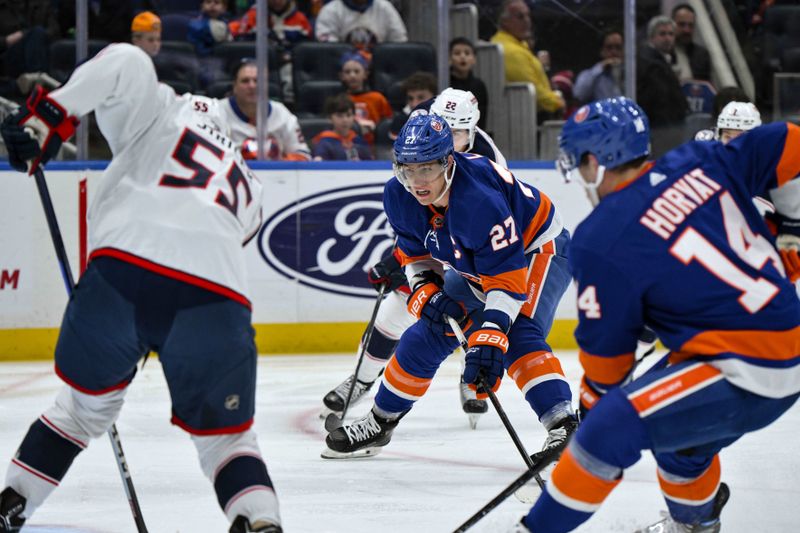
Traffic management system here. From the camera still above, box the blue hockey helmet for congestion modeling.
[393,113,457,203]
[557,97,650,204]
[393,113,454,165]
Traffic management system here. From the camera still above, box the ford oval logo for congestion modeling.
[258,183,396,298]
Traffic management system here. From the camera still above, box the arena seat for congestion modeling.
[291,42,352,98]
[370,42,436,96]
[294,80,345,117]
[49,39,109,82]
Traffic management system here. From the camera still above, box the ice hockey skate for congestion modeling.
[320,373,378,419]
[229,515,283,533]
[635,483,729,533]
[459,378,488,429]
[321,409,401,459]
[0,487,26,533]
[515,415,579,503]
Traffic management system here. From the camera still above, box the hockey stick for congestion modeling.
[451,444,563,533]
[324,282,387,432]
[445,317,545,490]
[32,167,149,533]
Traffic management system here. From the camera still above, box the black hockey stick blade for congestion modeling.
[452,445,562,533]
[324,283,387,433]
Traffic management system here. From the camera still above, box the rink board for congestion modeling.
[0,161,592,360]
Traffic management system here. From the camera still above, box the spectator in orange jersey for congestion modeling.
[339,50,392,145]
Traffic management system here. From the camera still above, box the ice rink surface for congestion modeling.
[1,351,798,533]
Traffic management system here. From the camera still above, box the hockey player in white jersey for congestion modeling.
[0,44,280,533]
[320,88,506,429]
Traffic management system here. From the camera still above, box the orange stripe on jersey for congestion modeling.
[480,267,528,295]
[508,351,565,390]
[579,350,635,386]
[658,455,720,505]
[777,124,800,187]
[628,364,722,416]
[520,240,555,317]
[551,448,621,505]
[383,356,432,398]
[395,247,432,267]
[521,193,553,248]
[674,326,800,362]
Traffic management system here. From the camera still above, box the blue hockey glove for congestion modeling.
[367,251,407,293]
[0,86,78,173]
[463,327,508,399]
[406,271,468,335]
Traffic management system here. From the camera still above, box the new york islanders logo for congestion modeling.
[431,119,444,132]
[574,106,590,123]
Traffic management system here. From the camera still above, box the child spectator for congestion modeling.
[388,71,437,139]
[312,93,373,161]
[187,0,232,57]
[339,50,392,145]
[448,37,489,130]
[131,11,162,58]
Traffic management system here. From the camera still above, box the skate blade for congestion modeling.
[320,446,384,459]
[467,412,482,430]
[514,481,542,503]
[318,407,341,419]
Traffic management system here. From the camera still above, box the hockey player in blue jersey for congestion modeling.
[322,113,578,459]
[320,88,507,428]
[515,97,800,533]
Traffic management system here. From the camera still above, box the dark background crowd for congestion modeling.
[1,0,799,160]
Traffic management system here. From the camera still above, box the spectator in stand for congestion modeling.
[220,60,311,161]
[187,0,232,57]
[551,70,578,119]
[637,15,687,128]
[448,37,489,130]
[315,0,407,54]
[312,93,373,161]
[131,11,162,58]
[671,3,712,83]
[389,71,437,139]
[490,0,564,121]
[0,0,60,97]
[574,29,624,104]
[229,0,312,101]
[339,50,393,146]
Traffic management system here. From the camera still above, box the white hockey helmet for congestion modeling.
[430,88,480,151]
[716,101,761,132]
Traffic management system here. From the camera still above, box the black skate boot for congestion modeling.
[321,409,401,459]
[530,414,579,467]
[229,515,283,533]
[635,482,730,533]
[320,373,378,418]
[459,378,488,430]
[0,487,26,533]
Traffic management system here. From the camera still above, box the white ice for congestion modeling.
[1,352,798,533]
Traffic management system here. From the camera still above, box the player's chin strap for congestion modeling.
[576,165,605,207]
[430,156,458,205]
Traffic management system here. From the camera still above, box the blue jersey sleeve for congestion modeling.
[570,243,645,387]
[723,122,800,197]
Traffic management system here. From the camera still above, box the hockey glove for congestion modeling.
[0,86,78,173]
[407,271,468,335]
[774,214,800,283]
[463,326,508,399]
[367,251,407,293]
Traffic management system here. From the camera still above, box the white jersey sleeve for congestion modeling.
[50,43,263,304]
